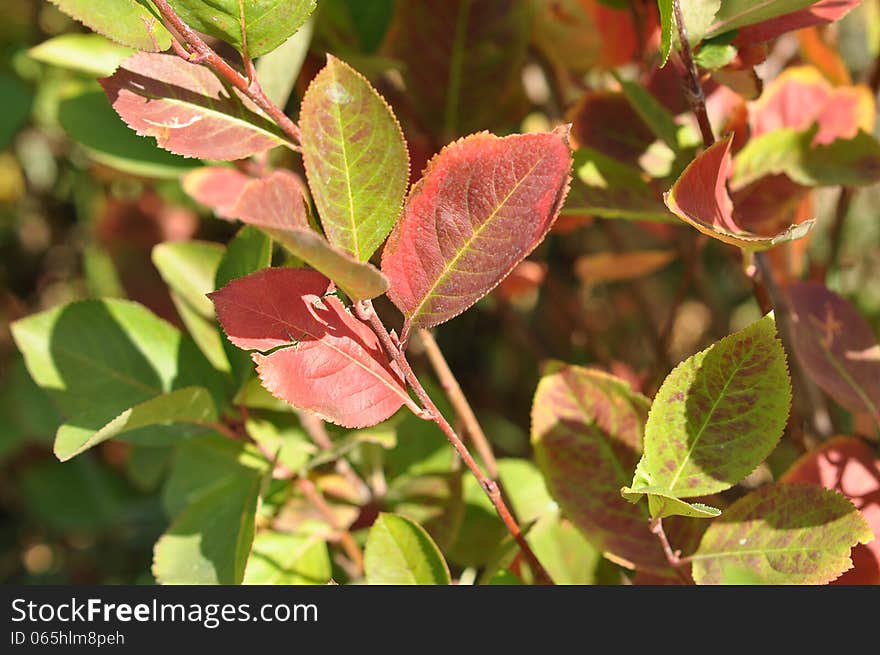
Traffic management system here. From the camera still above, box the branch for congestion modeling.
[649,517,693,584]
[356,301,554,585]
[150,0,301,145]
[672,0,714,147]
[415,328,499,480]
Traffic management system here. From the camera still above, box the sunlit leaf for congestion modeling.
[47,0,172,51]
[28,34,134,77]
[244,530,331,585]
[364,513,451,584]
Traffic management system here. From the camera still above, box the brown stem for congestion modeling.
[672,0,715,146]
[416,328,499,479]
[649,518,692,584]
[151,0,302,145]
[356,301,554,585]
[297,477,364,578]
[825,186,854,276]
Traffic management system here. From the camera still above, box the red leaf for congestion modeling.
[101,53,291,160]
[736,0,861,44]
[788,282,880,421]
[209,268,413,428]
[782,437,880,584]
[567,92,656,167]
[751,66,874,146]
[381,128,572,333]
[182,167,251,220]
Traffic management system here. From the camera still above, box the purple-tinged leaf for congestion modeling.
[692,482,872,585]
[382,128,572,334]
[100,53,292,161]
[788,282,880,423]
[210,268,415,428]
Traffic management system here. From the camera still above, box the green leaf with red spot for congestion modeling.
[531,362,668,571]
[692,482,873,585]
[623,315,791,518]
[100,53,292,161]
[381,128,572,335]
[788,282,880,423]
[665,137,815,250]
[300,55,409,261]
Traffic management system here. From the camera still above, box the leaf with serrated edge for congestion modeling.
[382,128,572,334]
[665,137,815,250]
[625,315,790,515]
[364,513,451,584]
[100,53,292,160]
[531,362,667,570]
[210,268,415,428]
[167,0,316,58]
[48,0,172,51]
[692,482,873,585]
[301,55,409,260]
[788,282,880,422]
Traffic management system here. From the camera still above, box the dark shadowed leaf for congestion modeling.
[782,436,880,585]
[210,268,415,428]
[381,129,572,334]
[568,92,656,167]
[624,315,790,515]
[665,137,815,249]
[0,74,32,150]
[167,0,316,58]
[692,483,872,584]
[300,55,409,260]
[364,513,451,584]
[531,362,667,570]
[101,53,292,160]
[386,0,530,140]
[788,282,880,422]
[48,0,172,51]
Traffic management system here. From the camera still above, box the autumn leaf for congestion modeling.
[210,268,417,428]
[733,0,862,44]
[101,53,292,160]
[381,128,572,336]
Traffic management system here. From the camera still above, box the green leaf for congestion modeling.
[305,427,396,472]
[707,0,816,39]
[564,148,676,223]
[162,432,268,517]
[658,1,673,65]
[244,530,331,584]
[58,87,198,179]
[625,315,790,516]
[267,227,389,301]
[0,73,32,150]
[47,0,172,51]
[342,0,396,52]
[614,74,679,150]
[531,362,668,570]
[497,459,555,525]
[153,472,263,584]
[254,18,314,108]
[692,483,873,585]
[364,513,451,584]
[28,34,134,77]
[167,0,316,58]
[694,40,737,70]
[300,55,409,260]
[658,0,721,64]
[54,386,216,462]
[620,485,721,519]
[527,514,606,585]
[169,290,230,373]
[215,227,273,290]
[153,241,224,318]
[126,445,171,491]
[245,412,315,474]
[11,299,226,461]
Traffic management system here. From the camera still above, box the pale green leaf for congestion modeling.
[153,241,224,318]
[364,513,451,585]
[29,34,134,77]
[255,18,314,108]
[244,530,331,584]
[47,0,172,51]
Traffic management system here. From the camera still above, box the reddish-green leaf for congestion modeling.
[385,0,530,141]
[300,55,409,261]
[706,1,816,38]
[692,483,873,585]
[734,0,861,43]
[568,92,656,167]
[665,137,815,250]
[531,362,667,570]
[625,315,791,512]
[209,268,415,428]
[183,167,389,301]
[100,53,291,161]
[48,0,172,51]
[782,437,880,585]
[382,129,572,335]
[788,282,880,423]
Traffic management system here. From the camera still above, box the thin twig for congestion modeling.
[825,186,854,276]
[649,518,692,584]
[297,477,364,578]
[355,301,554,585]
[151,0,302,145]
[416,328,499,479]
[672,0,714,146]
